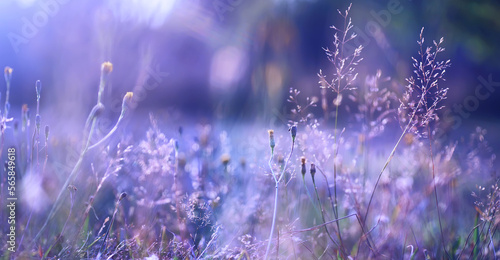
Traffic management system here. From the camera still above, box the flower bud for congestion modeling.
[121,92,134,112]
[118,192,127,201]
[310,163,316,178]
[101,61,113,75]
[290,125,297,142]
[300,156,306,176]
[268,129,275,152]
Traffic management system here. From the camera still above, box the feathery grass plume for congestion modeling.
[397,27,451,258]
[399,27,451,138]
[318,3,363,97]
[287,88,317,125]
[317,4,361,254]
[364,28,451,257]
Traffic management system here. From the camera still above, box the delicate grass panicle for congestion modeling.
[399,27,451,138]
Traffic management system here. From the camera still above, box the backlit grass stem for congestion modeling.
[264,129,295,260]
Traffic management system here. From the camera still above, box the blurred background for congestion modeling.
[0,0,499,144]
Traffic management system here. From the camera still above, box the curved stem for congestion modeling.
[312,178,343,255]
[264,184,279,260]
[364,108,417,225]
[265,138,294,260]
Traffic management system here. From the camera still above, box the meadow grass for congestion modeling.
[0,4,498,260]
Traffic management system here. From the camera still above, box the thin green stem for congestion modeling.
[302,176,319,214]
[32,69,110,244]
[364,107,418,225]
[265,139,294,260]
[264,182,279,260]
[312,178,344,256]
[427,125,450,259]
[332,102,346,256]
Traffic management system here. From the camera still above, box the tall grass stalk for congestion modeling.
[318,3,362,253]
[427,125,449,258]
[32,62,114,244]
[364,30,451,259]
[310,164,345,257]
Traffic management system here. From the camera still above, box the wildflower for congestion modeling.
[268,129,275,153]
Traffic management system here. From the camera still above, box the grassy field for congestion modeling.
[1,3,499,260]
